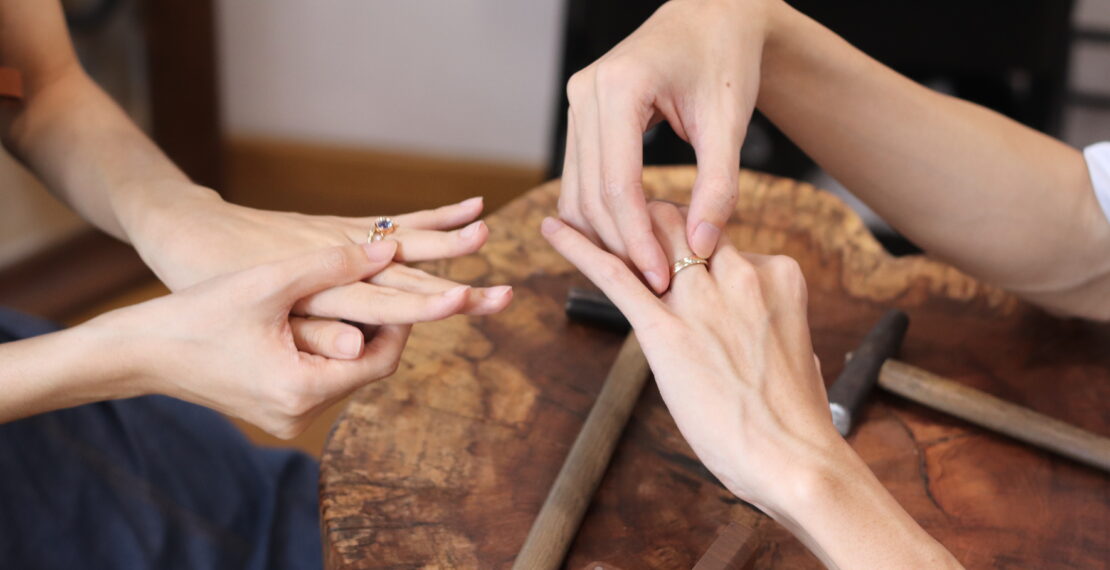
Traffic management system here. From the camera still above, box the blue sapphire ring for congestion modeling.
[368,217,397,242]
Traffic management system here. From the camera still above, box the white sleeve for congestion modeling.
[1083,142,1110,225]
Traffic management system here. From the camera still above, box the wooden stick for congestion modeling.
[513,334,651,570]
[879,359,1110,472]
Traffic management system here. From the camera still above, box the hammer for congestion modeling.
[566,288,1110,473]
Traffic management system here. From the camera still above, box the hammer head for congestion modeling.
[826,309,909,436]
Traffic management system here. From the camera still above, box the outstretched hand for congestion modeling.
[558,0,770,293]
[543,201,835,513]
[543,201,963,568]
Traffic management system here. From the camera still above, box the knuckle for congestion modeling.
[594,256,628,284]
[275,386,315,419]
[731,258,760,287]
[566,70,593,102]
[768,255,802,278]
[381,357,401,378]
[579,195,602,221]
[319,246,353,277]
[594,58,649,94]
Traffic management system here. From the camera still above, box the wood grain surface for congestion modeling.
[320,167,1110,569]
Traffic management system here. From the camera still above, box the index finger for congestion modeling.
[541,216,669,331]
[597,96,671,293]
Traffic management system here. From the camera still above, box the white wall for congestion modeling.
[215,0,564,166]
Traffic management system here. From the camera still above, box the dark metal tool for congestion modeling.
[826,309,908,436]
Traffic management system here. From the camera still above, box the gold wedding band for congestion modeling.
[368,217,397,242]
[671,255,709,278]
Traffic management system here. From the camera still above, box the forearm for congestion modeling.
[752,438,961,569]
[757,2,1110,318]
[0,319,144,423]
[4,67,220,247]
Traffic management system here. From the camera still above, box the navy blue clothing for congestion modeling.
[0,308,321,570]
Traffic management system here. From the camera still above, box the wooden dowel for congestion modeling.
[513,334,651,570]
[879,359,1110,473]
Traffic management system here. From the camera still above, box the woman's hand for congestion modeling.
[559,0,771,293]
[544,201,835,511]
[88,241,423,439]
[542,202,962,568]
[130,192,513,359]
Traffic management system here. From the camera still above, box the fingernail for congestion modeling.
[644,270,666,292]
[337,331,363,358]
[482,285,512,299]
[691,222,721,258]
[362,240,397,261]
[540,217,564,235]
[461,196,483,208]
[460,220,483,239]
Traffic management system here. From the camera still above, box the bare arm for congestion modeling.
[0,0,215,245]
[758,3,1110,319]
[0,0,512,360]
[563,0,1110,319]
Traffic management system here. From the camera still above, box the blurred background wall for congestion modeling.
[217,0,562,166]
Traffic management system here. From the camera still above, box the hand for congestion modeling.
[132,192,513,359]
[559,0,771,293]
[542,202,962,568]
[91,241,418,439]
[543,201,835,513]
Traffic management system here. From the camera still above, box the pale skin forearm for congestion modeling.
[752,438,961,569]
[0,320,142,423]
[757,2,1110,319]
[1,0,217,254]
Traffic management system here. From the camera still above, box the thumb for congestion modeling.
[262,241,397,307]
[687,121,741,258]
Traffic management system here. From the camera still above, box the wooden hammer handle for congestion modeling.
[879,359,1110,472]
[513,334,652,570]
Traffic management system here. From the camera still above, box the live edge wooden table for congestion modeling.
[320,167,1109,569]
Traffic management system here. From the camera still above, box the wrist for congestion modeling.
[114,179,222,250]
[114,180,225,285]
[769,435,960,568]
[76,310,158,401]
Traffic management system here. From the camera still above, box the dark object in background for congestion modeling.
[548,1,1076,257]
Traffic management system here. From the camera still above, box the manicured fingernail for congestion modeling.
[362,240,397,261]
[691,222,721,258]
[460,220,483,239]
[337,331,363,358]
[461,196,483,208]
[540,217,564,235]
[483,285,512,299]
[643,270,666,292]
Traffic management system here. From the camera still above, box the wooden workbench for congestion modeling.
[320,167,1109,568]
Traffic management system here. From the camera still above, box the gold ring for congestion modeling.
[368,217,397,242]
[671,255,708,278]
